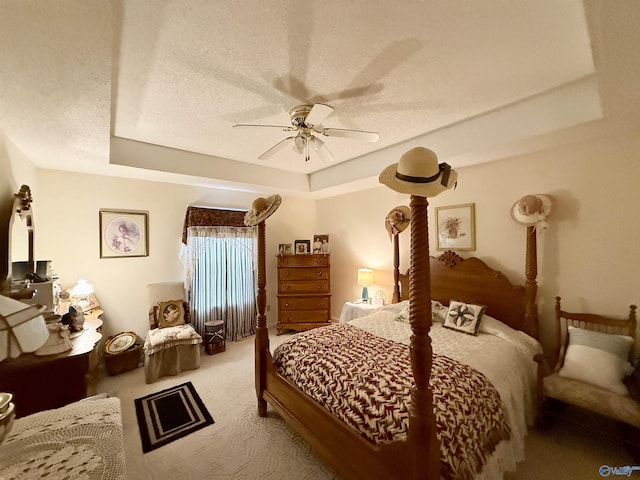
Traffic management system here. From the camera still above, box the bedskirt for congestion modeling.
[144,343,201,383]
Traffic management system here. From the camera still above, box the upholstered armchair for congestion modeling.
[143,282,203,383]
[535,296,639,429]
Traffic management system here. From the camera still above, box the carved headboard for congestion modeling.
[397,250,538,339]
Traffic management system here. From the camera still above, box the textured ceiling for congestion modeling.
[1,0,640,198]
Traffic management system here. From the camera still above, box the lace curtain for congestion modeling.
[181,208,257,341]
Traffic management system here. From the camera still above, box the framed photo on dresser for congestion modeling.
[313,234,330,254]
[278,243,293,255]
[294,240,310,254]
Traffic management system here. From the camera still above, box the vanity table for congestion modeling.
[0,309,103,418]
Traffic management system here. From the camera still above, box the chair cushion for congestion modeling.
[143,324,202,355]
[559,326,634,395]
[544,373,640,428]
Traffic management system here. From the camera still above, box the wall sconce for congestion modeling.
[0,294,49,362]
[357,268,373,303]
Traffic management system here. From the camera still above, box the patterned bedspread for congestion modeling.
[273,323,511,480]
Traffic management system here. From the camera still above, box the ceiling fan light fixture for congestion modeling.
[293,134,307,153]
[235,102,379,162]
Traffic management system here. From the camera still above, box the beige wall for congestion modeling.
[319,130,640,352]
[34,170,315,339]
[3,129,639,354]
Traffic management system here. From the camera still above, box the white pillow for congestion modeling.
[443,300,486,336]
[381,300,409,314]
[558,326,634,395]
[392,300,449,324]
[432,300,449,323]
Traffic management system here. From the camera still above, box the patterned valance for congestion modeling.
[182,207,247,244]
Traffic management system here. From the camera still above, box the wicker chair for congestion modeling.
[143,282,203,383]
[535,296,639,428]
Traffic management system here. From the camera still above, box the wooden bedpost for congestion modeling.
[392,234,401,303]
[407,195,440,479]
[524,225,539,339]
[255,220,268,416]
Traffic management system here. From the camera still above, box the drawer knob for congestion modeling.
[316,272,323,277]
[284,285,290,290]
[317,285,323,289]
[284,272,289,277]
[285,303,290,307]
[287,316,293,321]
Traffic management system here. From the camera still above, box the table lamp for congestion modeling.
[70,277,94,311]
[0,294,49,362]
[357,268,373,303]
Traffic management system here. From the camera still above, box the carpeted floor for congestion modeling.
[97,328,635,480]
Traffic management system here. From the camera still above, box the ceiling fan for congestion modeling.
[233,103,379,162]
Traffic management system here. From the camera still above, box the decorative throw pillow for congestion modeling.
[443,300,486,336]
[157,300,186,329]
[559,326,634,395]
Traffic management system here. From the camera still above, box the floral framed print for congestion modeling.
[435,203,476,251]
[99,209,149,258]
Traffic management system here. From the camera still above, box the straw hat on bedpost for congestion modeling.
[244,194,282,226]
[378,147,457,197]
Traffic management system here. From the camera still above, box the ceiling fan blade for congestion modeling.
[318,128,380,143]
[257,137,295,160]
[310,137,335,163]
[233,124,296,132]
[305,103,334,126]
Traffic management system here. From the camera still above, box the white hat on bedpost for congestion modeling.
[511,194,551,231]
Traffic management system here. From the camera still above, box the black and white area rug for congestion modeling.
[135,381,214,453]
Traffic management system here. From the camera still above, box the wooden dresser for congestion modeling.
[277,254,331,334]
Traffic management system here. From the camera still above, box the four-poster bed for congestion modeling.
[250,148,541,479]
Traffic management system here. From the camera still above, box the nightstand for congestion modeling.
[339,302,383,323]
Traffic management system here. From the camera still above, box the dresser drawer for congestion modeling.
[279,280,329,294]
[279,267,329,281]
[278,254,329,268]
[278,310,330,323]
[279,296,330,311]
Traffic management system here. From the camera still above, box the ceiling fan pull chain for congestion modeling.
[305,137,310,162]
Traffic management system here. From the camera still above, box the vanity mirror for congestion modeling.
[3,185,36,299]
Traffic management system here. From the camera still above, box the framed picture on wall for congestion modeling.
[99,209,149,258]
[435,203,476,251]
[294,240,310,255]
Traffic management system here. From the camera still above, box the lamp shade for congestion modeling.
[0,295,48,362]
[70,277,94,298]
[357,268,373,286]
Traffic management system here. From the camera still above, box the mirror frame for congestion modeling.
[4,185,35,297]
